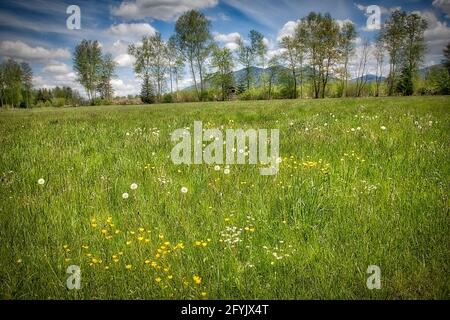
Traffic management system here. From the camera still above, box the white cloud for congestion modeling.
[115,53,135,67]
[224,42,239,51]
[336,19,354,28]
[433,0,450,17]
[111,0,218,20]
[213,32,241,51]
[419,11,450,65]
[0,40,70,61]
[277,20,299,41]
[214,32,241,43]
[42,61,71,74]
[107,23,156,38]
[111,78,139,97]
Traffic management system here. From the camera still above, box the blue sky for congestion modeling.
[0,0,449,96]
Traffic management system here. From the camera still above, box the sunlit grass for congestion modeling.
[0,96,449,299]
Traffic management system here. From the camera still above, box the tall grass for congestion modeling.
[0,96,449,299]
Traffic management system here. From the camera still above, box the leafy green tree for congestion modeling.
[298,12,340,98]
[280,36,303,99]
[250,30,268,97]
[338,22,357,97]
[397,12,427,96]
[129,33,167,103]
[380,10,407,96]
[237,29,266,92]
[443,42,450,76]
[210,46,235,101]
[1,59,23,107]
[425,65,450,95]
[374,37,385,97]
[73,40,103,103]
[237,37,254,91]
[267,55,282,100]
[140,75,155,103]
[167,36,185,101]
[174,10,212,101]
[97,54,117,101]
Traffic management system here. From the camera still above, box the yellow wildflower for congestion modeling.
[193,275,202,285]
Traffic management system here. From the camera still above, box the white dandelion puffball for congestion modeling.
[380,126,386,130]
[224,168,230,175]
[214,165,221,171]
[37,178,45,185]
[181,187,188,194]
[122,192,129,199]
[130,183,138,190]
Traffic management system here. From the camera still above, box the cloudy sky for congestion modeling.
[0,0,449,97]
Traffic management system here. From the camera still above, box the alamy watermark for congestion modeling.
[66,265,81,290]
[366,5,381,30]
[170,121,280,175]
[66,5,81,30]
[366,265,381,289]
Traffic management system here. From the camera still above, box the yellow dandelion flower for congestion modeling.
[145,238,150,243]
[158,234,164,239]
[201,292,207,297]
[130,231,135,235]
[115,230,120,234]
[193,275,202,285]
[138,227,145,232]
[151,261,157,267]
[155,277,162,283]
[163,267,169,272]
[125,264,132,270]
[91,223,97,228]
[104,266,110,270]
[138,236,144,241]
[201,242,207,247]
[63,245,69,249]
[126,241,132,245]
[113,259,119,263]
[118,251,124,255]
[82,245,89,249]
[92,258,98,264]
[101,229,108,234]
[195,241,201,246]
[167,275,173,280]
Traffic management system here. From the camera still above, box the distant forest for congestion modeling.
[1,9,450,108]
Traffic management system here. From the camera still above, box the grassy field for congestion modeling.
[0,96,449,299]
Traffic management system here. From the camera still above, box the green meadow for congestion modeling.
[0,96,449,299]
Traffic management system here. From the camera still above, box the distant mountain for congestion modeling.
[418,64,444,78]
[350,74,386,82]
[183,64,443,91]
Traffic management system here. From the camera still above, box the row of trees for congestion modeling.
[73,40,117,103]
[1,9,448,108]
[121,9,433,104]
[0,59,33,108]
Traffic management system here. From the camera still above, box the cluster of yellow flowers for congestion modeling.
[62,217,212,298]
[194,239,211,247]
